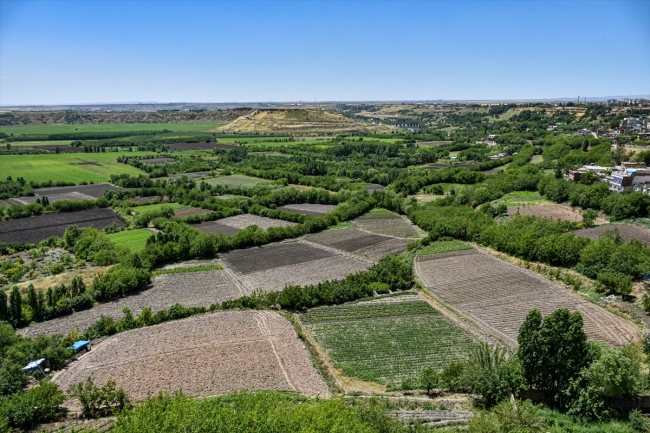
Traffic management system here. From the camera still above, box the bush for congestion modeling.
[50,263,65,275]
[67,376,130,418]
[0,362,27,396]
[92,265,151,301]
[0,382,65,429]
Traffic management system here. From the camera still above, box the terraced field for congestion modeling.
[416,249,638,347]
[301,293,476,385]
[54,311,331,399]
[19,270,246,337]
[219,241,371,292]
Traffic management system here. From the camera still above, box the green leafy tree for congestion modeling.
[517,308,591,409]
[27,284,41,322]
[419,366,439,395]
[0,290,8,322]
[9,286,22,326]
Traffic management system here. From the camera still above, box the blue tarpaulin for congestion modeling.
[23,359,45,371]
[69,340,91,352]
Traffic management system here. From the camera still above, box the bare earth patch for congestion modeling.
[216,214,297,230]
[53,311,331,400]
[507,204,607,224]
[416,249,637,347]
[278,203,337,216]
[18,270,245,337]
[575,223,650,246]
[352,212,421,238]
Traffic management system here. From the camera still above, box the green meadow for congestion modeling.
[107,229,154,252]
[0,152,151,183]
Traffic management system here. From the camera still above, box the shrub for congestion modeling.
[67,376,130,418]
[0,382,65,429]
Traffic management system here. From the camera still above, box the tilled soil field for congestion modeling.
[352,211,421,238]
[574,224,650,246]
[219,241,335,274]
[506,204,606,224]
[34,183,124,198]
[191,221,241,236]
[18,270,246,337]
[304,227,393,252]
[0,208,126,244]
[416,249,637,347]
[277,203,337,216]
[239,254,372,292]
[219,240,372,292]
[53,311,331,399]
[16,191,96,204]
[173,206,213,218]
[354,238,411,261]
[216,214,297,230]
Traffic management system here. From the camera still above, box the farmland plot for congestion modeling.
[19,270,246,337]
[352,210,421,238]
[301,293,476,384]
[574,223,650,246]
[507,204,606,224]
[219,241,371,292]
[33,183,124,199]
[53,311,331,399]
[191,221,241,236]
[304,227,410,260]
[166,142,236,150]
[277,203,337,216]
[140,157,176,164]
[16,191,95,204]
[215,214,296,230]
[416,249,637,347]
[0,209,125,244]
[205,174,266,188]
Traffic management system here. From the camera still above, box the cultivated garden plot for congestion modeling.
[353,238,411,262]
[215,214,297,230]
[352,210,421,238]
[16,192,96,205]
[172,206,213,218]
[0,209,126,244]
[54,311,331,399]
[19,270,246,337]
[416,249,638,347]
[219,241,371,292]
[33,183,124,199]
[277,203,337,216]
[191,221,241,236]
[574,223,650,246]
[205,174,266,188]
[303,227,393,252]
[506,204,606,224]
[300,293,476,385]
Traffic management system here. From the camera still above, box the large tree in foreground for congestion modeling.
[517,308,591,408]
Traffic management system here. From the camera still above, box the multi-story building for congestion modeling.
[609,162,650,193]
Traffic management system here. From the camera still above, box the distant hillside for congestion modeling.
[0,109,249,127]
[219,108,393,134]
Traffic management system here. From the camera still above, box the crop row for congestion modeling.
[300,296,433,323]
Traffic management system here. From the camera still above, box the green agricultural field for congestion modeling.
[494,190,553,207]
[8,140,74,147]
[416,240,472,256]
[131,203,184,215]
[108,229,153,252]
[204,174,267,188]
[0,152,151,183]
[302,293,476,385]
[0,123,225,135]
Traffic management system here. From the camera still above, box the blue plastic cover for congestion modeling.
[69,340,90,352]
[23,358,45,371]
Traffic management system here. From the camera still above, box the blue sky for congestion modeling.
[1,0,648,105]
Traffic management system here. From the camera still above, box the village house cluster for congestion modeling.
[567,161,650,195]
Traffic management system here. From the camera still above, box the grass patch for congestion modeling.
[130,203,183,215]
[0,152,151,183]
[152,264,223,277]
[204,174,267,188]
[417,240,472,256]
[107,229,153,252]
[303,294,476,384]
[531,155,544,164]
[494,191,553,207]
[1,123,225,135]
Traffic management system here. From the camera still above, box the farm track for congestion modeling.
[53,311,331,400]
[415,248,638,347]
[18,270,245,337]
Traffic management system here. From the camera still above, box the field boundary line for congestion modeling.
[298,239,374,265]
[414,259,507,348]
[286,312,345,394]
[254,313,297,392]
[219,261,251,297]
